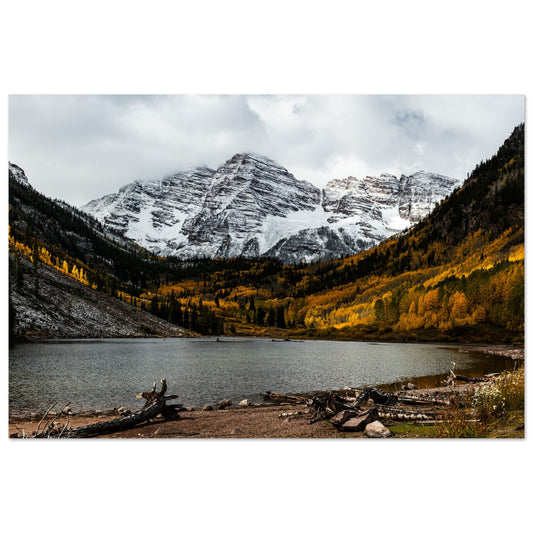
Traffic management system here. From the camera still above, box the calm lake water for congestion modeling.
[9,338,515,416]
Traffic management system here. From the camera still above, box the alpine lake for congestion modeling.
[8,337,518,417]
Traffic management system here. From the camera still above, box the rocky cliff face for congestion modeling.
[179,153,321,258]
[398,171,457,222]
[81,154,460,263]
[9,162,30,187]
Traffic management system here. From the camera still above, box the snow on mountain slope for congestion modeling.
[9,162,30,187]
[82,166,217,256]
[81,154,460,263]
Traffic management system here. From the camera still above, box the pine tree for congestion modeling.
[14,252,23,291]
[32,242,39,297]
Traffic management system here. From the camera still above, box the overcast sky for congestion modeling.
[9,94,524,207]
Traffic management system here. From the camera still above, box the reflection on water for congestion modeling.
[9,338,515,415]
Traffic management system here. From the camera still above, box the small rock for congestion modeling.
[239,399,251,407]
[365,420,392,438]
[203,405,214,411]
[341,408,379,432]
[181,406,195,412]
[402,382,418,390]
[218,399,232,410]
[231,428,243,435]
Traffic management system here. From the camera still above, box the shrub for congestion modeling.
[472,366,524,421]
[436,393,486,438]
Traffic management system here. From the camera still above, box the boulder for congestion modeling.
[365,420,393,438]
[202,404,214,411]
[239,399,251,407]
[330,409,360,427]
[341,408,379,431]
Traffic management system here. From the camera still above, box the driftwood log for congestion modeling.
[354,388,398,407]
[263,391,307,404]
[443,361,488,387]
[25,378,181,438]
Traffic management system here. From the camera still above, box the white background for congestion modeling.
[1,1,531,532]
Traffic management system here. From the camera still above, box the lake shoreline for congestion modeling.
[11,333,524,358]
[9,376,524,439]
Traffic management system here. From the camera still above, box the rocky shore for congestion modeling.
[463,344,524,360]
[8,379,524,439]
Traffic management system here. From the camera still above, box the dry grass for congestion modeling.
[435,367,525,438]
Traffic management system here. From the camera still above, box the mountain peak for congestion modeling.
[9,162,30,187]
[81,154,457,263]
[224,152,289,173]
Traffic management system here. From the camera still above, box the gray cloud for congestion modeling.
[8,94,524,206]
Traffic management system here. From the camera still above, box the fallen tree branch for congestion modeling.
[16,378,181,439]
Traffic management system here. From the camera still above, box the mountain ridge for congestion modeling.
[80,153,459,263]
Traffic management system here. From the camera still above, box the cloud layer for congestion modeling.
[9,94,524,206]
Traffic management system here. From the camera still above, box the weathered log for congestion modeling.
[398,395,451,406]
[454,375,486,383]
[55,378,180,438]
[306,392,359,424]
[264,392,307,404]
[355,388,398,406]
[64,400,166,438]
[307,396,329,424]
[444,361,457,387]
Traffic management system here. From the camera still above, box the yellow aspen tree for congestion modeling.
[450,291,468,319]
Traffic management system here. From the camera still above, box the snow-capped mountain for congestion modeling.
[81,153,459,263]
